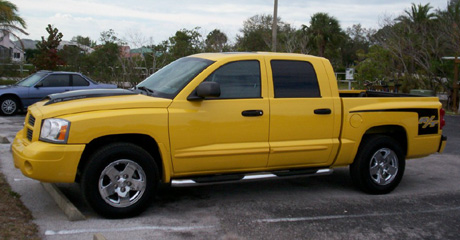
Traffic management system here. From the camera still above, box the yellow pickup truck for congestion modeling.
[12,52,446,218]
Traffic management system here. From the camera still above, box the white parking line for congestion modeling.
[13,178,33,182]
[254,206,460,223]
[45,225,215,236]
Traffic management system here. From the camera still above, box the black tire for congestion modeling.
[81,143,159,218]
[350,135,405,194]
[0,97,19,115]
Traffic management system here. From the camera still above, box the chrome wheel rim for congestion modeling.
[369,148,398,185]
[98,159,146,208]
[1,99,16,115]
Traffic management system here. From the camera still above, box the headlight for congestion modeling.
[40,118,70,143]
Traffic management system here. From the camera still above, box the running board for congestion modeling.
[171,168,333,187]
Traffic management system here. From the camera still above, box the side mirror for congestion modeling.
[34,83,43,88]
[188,82,221,100]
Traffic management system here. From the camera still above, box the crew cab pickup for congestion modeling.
[12,53,447,218]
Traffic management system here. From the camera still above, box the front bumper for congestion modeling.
[12,129,85,183]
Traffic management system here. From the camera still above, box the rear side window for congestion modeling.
[271,60,321,98]
[72,75,90,86]
[204,60,261,99]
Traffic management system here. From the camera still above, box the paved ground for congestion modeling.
[0,114,459,239]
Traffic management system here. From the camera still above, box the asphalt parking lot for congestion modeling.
[0,114,459,240]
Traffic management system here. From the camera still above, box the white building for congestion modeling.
[0,32,25,62]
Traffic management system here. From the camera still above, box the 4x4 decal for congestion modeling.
[419,116,438,129]
[350,108,439,135]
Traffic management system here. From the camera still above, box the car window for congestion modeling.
[17,72,48,87]
[72,75,90,86]
[40,75,71,87]
[271,60,321,98]
[204,60,261,99]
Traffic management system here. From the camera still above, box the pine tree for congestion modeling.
[32,24,64,70]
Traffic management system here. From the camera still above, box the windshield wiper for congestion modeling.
[135,86,155,96]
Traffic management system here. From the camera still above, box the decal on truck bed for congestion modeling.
[349,108,439,135]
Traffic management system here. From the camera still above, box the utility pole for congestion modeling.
[272,0,278,52]
[454,56,459,114]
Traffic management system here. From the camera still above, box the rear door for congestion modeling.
[266,56,339,168]
[71,74,91,90]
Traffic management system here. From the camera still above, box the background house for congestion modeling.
[0,32,25,62]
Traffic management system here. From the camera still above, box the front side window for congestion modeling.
[17,72,47,87]
[40,75,70,87]
[271,60,321,98]
[204,60,261,99]
[137,57,214,99]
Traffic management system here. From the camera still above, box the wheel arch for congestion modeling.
[77,134,164,182]
[0,93,23,109]
[361,125,408,156]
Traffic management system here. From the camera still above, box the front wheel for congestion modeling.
[350,135,405,194]
[0,97,18,115]
[81,143,159,218]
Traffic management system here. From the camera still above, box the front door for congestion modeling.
[28,74,72,104]
[169,59,270,174]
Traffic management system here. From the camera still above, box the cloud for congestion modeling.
[14,0,448,45]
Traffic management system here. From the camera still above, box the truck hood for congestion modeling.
[30,89,172,118]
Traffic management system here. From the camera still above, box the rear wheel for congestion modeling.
[350,135,405,194]
[0,97,18,115]
[81,143,159,218]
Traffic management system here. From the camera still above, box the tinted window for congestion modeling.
[72,75,90,86]
[40,75,70,87]
[204,60,261,99]
[271,60,320,98]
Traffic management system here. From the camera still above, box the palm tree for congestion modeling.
[397,3,436,25]
[303,13,343,57]
[0,0,28,48]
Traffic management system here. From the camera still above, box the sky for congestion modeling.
[14,0,449,47]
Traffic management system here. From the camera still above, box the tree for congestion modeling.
[168,27,203,59]
[437,0,460,111]
[100,29,124,45]
[32,24,64,70]
[355,45,395,87]
[396,3,436,25]
[58,45,86,71]
[71,35,96,47]
[303,13,345,58]
[342,24,375,66]
[236,14,274,51]
[0,0,28,48]
[205,29,228,52]
[86,30,122,83]
[236,14,298,52]
[371,2,451,93]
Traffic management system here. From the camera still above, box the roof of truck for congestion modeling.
[190,52,325,61]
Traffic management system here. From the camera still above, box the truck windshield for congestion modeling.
[16,72,47,87]
[136,57,214,99]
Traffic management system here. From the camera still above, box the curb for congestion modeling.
[41,182,86,221]
[0,134,9,144]
[93,233,107,240]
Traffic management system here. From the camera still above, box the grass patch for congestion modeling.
[0,172,40,240]
[0,79,17,85]
[445,110,459,116]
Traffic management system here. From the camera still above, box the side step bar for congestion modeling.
[171,168,333,187]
